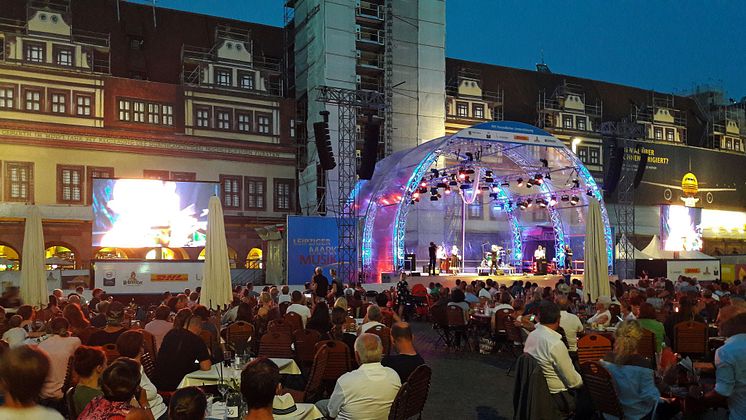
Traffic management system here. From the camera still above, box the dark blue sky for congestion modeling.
[134,0,746,98]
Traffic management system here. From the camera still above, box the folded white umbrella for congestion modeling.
[200,196,233,309]
[20,205,48,308]
[585,199,611,303]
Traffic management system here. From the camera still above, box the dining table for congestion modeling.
[178,358,301,388]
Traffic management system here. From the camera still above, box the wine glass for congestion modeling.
[217,380,229,403]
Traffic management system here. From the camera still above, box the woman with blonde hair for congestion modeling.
[601,320,675,419]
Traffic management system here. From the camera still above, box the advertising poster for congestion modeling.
[667,259,721,282]
[61,270,91,290]
[286,216,340,285]
[93,261,203,294]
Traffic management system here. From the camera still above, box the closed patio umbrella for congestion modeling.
[20,205,48,308]
[585,199,610,302]
[200,196,233,309]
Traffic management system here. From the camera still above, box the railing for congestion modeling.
[357,52,383,69]
[537,95,602,118]
[633,106,687,126]
[445,85,504,103]
[356,3,383,20]
[0,17,26,33]
[72,29,110,48]
[182,44,281,72]
[356,26,384,45]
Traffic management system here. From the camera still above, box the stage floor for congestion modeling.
[362,272,582,292]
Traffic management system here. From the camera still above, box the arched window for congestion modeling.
[145,247,180,260]
[246,248,262,269]
[0,244,20,271]
[45,245,76,268]
[94,248,129,260]
[198,247,238,268]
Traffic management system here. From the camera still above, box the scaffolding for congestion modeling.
[536,80,602,129]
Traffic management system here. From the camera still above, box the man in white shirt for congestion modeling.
[144,305,173,352]
[477,282,492,301]
[278,285,291,304]
[2,315,27,348]
[523,301,582,416]
[287,291,311,328]
[317,333,401,420]
[359,305,385,334]
[37,318,81,400]
[556,297,583,355]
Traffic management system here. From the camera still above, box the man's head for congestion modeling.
[186,314,203,335]
[48,317,70,336]
[366,304,382,322]
[315,267,322,275]
[116,330,144,359]
[0,345,50,405]
[718,304,746,336]
[537,301,561,328]
[555,296,570,311]
[75,286,85,295]
[16,304,34,321]
[281,285,289,295]
[106,301,125,326]
[68,293,81,306]
[169,386,208,420]
[53,289,64,300]
[291,290,302,303]
[355,333,383,365]
[155,305,171,321]
[390,322,414,348]
[240,357,280,411]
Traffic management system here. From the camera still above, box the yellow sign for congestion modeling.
[150,274,189,282]
[681,172,698,196]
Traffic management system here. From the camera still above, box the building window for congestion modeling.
[147,103,160,124]
[170,172,196,181]
[725,137,733,150]
[195,107,210,128]
[468,203,483,219]
[237,111,252,132]
[456,102,468,117]
[665,128,675,142]
[257,114,271,134]
[735,139,742,152]
[473,104,484,119]
[5,161,33,203]
[118,99,131,121]
[216,109,231,130]
[133,101,145,122]
[24,88,42,111]
[577,146,589,163]
[576,116,586,131]
[54,46,73,66]
[220,175,242,209]
[563,114,574,129]
[245,177,266,210]
[75,94,92,116]
[654,126,663,140]
[215,68,232,86]
[162,105,173,125]
[87,166,114,204]
[238,71,254,90]
[290,119,296,138]
[274,179,293,211]
[588,147,600,165]
[0,86,15,109]
[24,42,44,63]
[143,170,170,180]
[50,92,67,114]
[57,165,84,204]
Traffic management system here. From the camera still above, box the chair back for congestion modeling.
[314,340,354,381]
[225,321,254,354]
[65,386,78,420]
[77,325,100,345]
[674,320,707,355]
[577,333,612,365]
[293,328,322,364]
[359,302,371,319]
[655,310,667,323]
[381,311,394,327]
[102,343,120,363]
[284,312,304,333]
[268,319,294,336]
[430,304,448,328]
[637,328,657,361]
[141,351,157,378]
[388,365,432,420]
[504,315,524,345]
[302,343,330,402]
[0,339,8,355]
[368,324,392,355]
[494,308,514,333]
[579,361,625,418]
[139,328,158,357]
[608,304,621,322]
[446,305,467,327]
[279,301,290,316]
[62,355,75,393]
[258,332,294,358]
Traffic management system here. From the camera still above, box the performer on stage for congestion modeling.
[490,244,499,275]
[437,244,447,274]
[450,245,461,274]
[428,242,437,275]
[534,245,547,275]
[564,244,573,272]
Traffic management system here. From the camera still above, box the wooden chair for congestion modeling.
[388,365,432,420]
[293,328,322,367]
[279,301,290,316]
[141,351,157,379]
[103,343,120,363]
[674,321,707,356]
[76,325,100,345]
[577,333,612,365]
[314,340,355,395]
[579,361,625,419]
[446,305,468,350]
[224,321,254,355]
[504,315,524,375]
[286,339,332,404]
[430,304,450,347]
[655,310,668,323]
[199,329,216,356]
[637,328,657,363]
[258,332,294,358]
[494,308,514,333]
[65,386,79,420]
[284,312,304,334]
[268,319,294,336]
[62,355,75,393]
[139,328,158,358]
[368,324,392,355]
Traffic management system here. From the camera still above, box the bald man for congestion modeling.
[382,322,425,382]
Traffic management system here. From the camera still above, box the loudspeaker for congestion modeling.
[633,152,648,189]
[358,120,380,180]
[403,253,416,271]
[604,143,625,196]
[313,111,336,170]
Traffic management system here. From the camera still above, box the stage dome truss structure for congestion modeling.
[355,121,613,280]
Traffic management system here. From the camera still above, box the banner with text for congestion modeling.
[286,216,340,285]
[667,259,721,282]
[93,261,203,294]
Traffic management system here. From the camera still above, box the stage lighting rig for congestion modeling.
[572,179,580,188]
[549,196,558,206]
[561,195,570,202]
[517,178,524,187]
[540,158,549,167]
[586,189,594,196]
[526,179,534,188]
[534,174,544,185]
[570,195,580,205]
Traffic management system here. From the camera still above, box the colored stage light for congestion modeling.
[586,189,594,196]
[492,186,500,193]
[444,189,452,195]
[436,182,448,189]
[572,179,580,188]
[449,180,458,186]
[570,195,579,205]
[549,196,558,206]
[561,195,570,202]
[517,178,524,187]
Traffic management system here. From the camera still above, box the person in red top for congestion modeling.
[78,358,153,420]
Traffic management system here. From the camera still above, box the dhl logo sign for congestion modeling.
[151,274,189,282]
[514,135,529,141]
[684,268,701,274]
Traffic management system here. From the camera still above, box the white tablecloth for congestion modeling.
[178,359,301,388]
[207,401,322,420]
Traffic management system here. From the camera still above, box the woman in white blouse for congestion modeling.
[586,295,612,327]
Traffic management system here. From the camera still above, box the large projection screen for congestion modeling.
[92,179,219,248]
[660,204,703,251]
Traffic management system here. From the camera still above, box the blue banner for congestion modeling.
[286,216,339,285]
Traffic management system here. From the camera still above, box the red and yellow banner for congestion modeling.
[150,273,188,282]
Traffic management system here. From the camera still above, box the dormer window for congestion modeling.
[238,71,254,90]
[54,45,74,67]
[456,102,468,117]
[24,41,45,63]
[215,68,232,87]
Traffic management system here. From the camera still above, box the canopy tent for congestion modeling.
[642,235,675,260]
[679,249,715,259]
[615,234,653,260]
[200,196,233,309]
[355,121,613,282]
[585,199,611,302]
[20,205,48,308]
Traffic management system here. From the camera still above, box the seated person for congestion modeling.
[168,386,207,420]
[153,310,212,392]
[78,358,151,419]
[636,303,666,352]
[71,346,106,418]
[240,358,281,419]
[382,322,425,382]
[359,305,385,334]
[586,296,612,327]
[88,301,127,346]
[0,345,64,419]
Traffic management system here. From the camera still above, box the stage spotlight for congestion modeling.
[465,152,474,161]
[501,181,510,187]
[517,178,524,187]
[549,195,558,206]
[586,189,594,196]
[570,195,580,205]
[534,174,544,185]
[545,173,551,180]
[413,192,420,200]
[572,179,580,188]
[445,189,452,195]
[418,187,427,194]
[430,195,439,201]
[480,185,490,191]
[459,183,471,190]
[420,181,427,188]
[527,198,533,208]
[538,199,547,208]
[459,173,466,180]
[489,192,498,199]
[485,176,494,183]
[492,185,500,193]
[526,179,533,188]
[465,168,475,175]
[430,187,438,195]
[436,182,448,189]
[431,169,440,177]
[561,195,570,202]
[485,170,493,177]
[449,180,458,186]
[540,158,549,167]
[518,201,527,210]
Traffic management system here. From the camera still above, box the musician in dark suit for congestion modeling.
[428,242,437,275]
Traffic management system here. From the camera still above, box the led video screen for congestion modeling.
[92,179,219,248]
[660,204,703,251]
